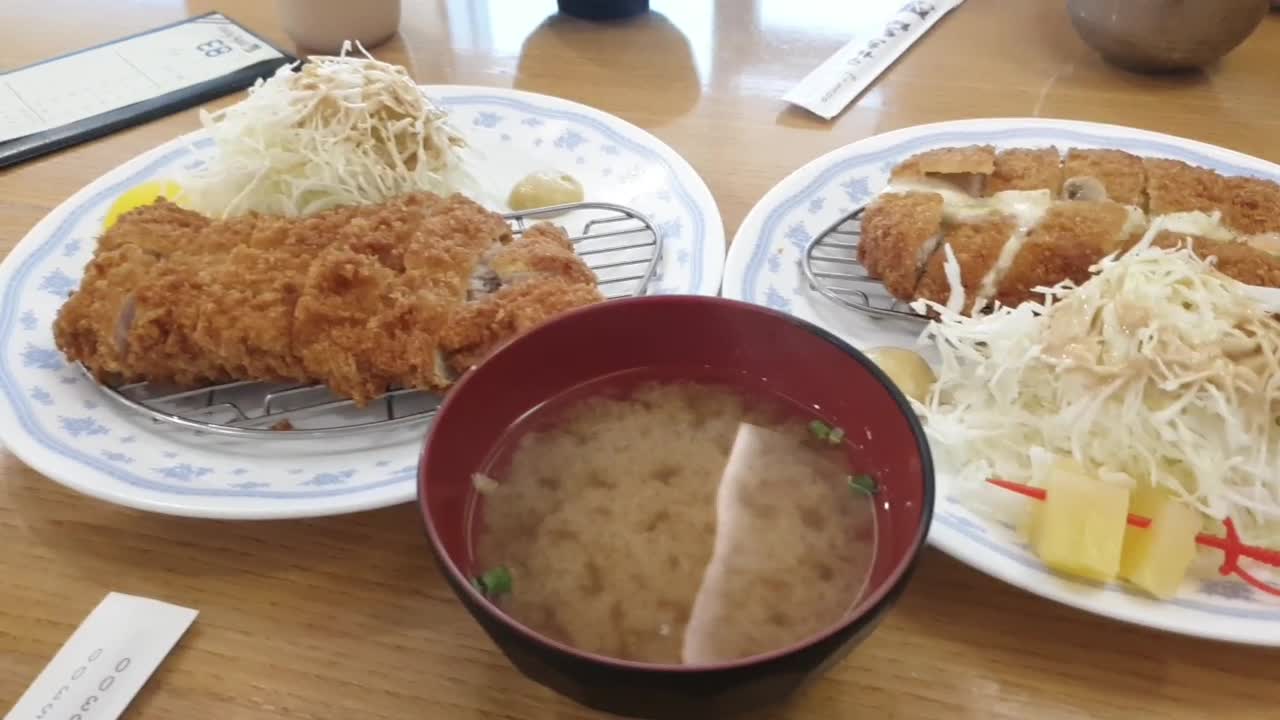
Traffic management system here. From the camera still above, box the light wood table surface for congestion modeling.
[4,1,1280,718]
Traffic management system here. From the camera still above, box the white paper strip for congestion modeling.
[783,0,966,120]
[5,593,198,720]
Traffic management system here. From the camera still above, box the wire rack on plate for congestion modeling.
[800,206,929,322]
[91,201,663,439]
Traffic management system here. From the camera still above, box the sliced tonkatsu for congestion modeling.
[986,147,1064,196]
[856,145,1280,315]
[858,193,944,300]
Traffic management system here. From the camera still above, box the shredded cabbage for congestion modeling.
[182,43,478,218]
[917,246,1280,548]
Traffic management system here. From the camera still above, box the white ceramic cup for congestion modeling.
[275,0,402,55]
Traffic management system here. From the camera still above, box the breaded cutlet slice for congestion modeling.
[1062,149,1146,206]
[441,277,605,373]
[891,145,997,179]
[985,147,1064,195]
[123,256,231,387]
[187,246,312,381]
[489,223,597,287]
[52,244,163,383]
[857,192,945,301]
[175,208,374,382]
[95,199,212,257]
[914,216,1019,313]
[112,201,403,388]
[442,222,601,373]
[992,201,1137,309]
[1149,232,1280,288]
[1144,157,1229,217]
[1224,175,1280,236]
[291,194,510,403]
[333,192,448,271]
[292,246,451,404]
[382,200,514,391]
[397,195,510,293]
[891,145,996,197]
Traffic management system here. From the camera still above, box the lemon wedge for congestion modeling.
[103,180,185,230]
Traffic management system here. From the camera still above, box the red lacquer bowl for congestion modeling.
[418,296,933,718]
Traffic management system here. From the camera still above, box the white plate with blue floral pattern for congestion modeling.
[722,118,1280,645]
[0,86,724,520]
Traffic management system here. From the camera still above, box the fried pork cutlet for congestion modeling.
[488,223,598,287]
[993,201,1138,309]
[95,199,212,257]
[1149,232,1280,288]
[1144,157,1228,217]
[892,145,997,179]
[293,194,511,403]
[121,202,366,387]
[857,193,944,300]
[1062,149,1146,206]
[124,256,230,387]
[54,192,603,404]
[53,244,163,384]
[441,277,605,373]
[914,216,1019,312]
[56,201,221,385]
[441,223,605,373]
[891,145,996,196]
[1226,176,1280,237]
[858,144,1280,315]
[986,147,1063,195]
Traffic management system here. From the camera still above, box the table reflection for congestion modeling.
[514,11,702,125]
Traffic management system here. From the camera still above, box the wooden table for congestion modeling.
[4,1,1280,717]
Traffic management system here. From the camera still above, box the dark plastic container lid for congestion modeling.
[557,0,650,21]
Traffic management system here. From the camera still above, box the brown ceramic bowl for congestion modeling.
[1068,0,1268,72]
[418,296,934,719]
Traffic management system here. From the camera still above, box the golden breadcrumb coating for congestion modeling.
[1144,157,1229,217]
[891,145,997,179]
[857,192,945,299]
[1063,149,1146,206]
[441,277,605,373]
[1224,175,1280,236]
[914,217,1018,310]
[52,244,164,384]
[95,199,212,257]
[986,147,1063,195]
[857,145,1280,314]
[53,192,601,405]
[489,223,598,287]
[292,195,514,403]
[993,201,1133,309]
[293,246,457,404]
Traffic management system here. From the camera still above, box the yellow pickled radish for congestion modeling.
[103,180,185,230]
[1120,487,1202,599]
[1030,459,1130,582]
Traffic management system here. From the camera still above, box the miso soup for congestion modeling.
[469,370,878,665]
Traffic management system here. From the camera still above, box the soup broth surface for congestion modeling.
[471,371,877,665]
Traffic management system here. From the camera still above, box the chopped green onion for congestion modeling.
[848,474,879,495]
[474,566,513,598]
[808,419,831,441]
[827,426,846,444]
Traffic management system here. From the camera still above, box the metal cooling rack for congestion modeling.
[800,206,928,322]
[92,201,663,439]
